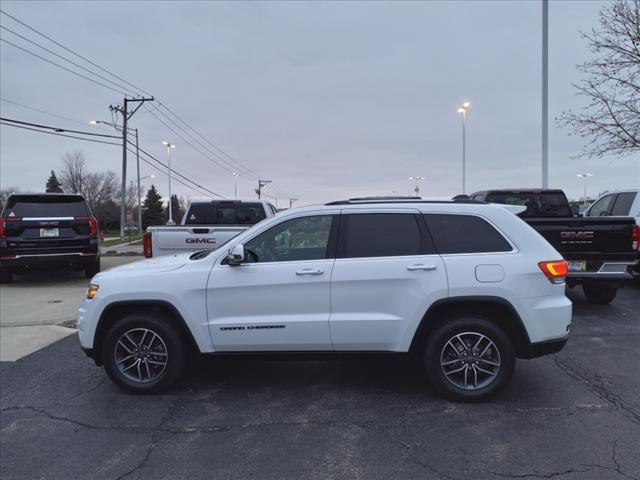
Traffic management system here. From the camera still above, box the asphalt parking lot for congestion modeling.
[1,275,639,480]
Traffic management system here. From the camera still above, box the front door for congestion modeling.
[207,214,338,351]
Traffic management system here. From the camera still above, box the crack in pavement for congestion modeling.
[483,467,592,478]
[550,355,640,426]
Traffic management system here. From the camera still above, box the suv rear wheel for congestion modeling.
[582,281,617,305]
[84,259,100,278]
[102,311,187,394]
[423,316,515,402]
[0,267,12,284]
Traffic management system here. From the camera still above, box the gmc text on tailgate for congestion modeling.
[0,193,100,283]
[470,189,639,304]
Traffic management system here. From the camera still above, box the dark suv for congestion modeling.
[0,193,100,283]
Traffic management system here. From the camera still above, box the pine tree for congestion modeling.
[141,184,165,228]
[45,170,63,193]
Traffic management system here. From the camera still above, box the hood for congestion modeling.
[98,252,191,278]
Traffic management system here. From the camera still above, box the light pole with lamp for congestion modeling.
[577,173,593,208]
[408,176,424,196]
[162,141,176,225]
[457,102,470,194]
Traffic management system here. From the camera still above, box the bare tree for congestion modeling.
[558,0,640,158]
[0,187,23,212]
[82,171,119,212]
[59,150,88,194]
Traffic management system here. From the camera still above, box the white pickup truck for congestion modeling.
[143,199,277,258]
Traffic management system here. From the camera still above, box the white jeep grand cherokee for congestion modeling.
[78,197,572,401]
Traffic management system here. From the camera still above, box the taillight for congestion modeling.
[0,217,22,239]
[632,225,640,251]
[538,260,568,284]
[75,216,98,236]
[143,232,152,258]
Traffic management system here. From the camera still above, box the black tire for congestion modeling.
[423,316,515,402]
[84,259,101,278]
[582,281,617,305]
[0,267,13,284]
[102,311,188,394]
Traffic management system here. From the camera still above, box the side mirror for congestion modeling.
[226,244,245,266]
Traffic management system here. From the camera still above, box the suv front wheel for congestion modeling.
[423,316,515,402]
[102,311,188,394]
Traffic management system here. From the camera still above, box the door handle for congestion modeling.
[407,264,437,271]
[296,268,324,276]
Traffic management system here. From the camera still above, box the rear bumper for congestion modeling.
[520,336,568,359]
[566,261,635,281]
[0,251,99,268]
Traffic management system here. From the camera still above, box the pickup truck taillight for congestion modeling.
[143,232,152,258]
[633,225,640,251]
[538,260,568,284]
[0,217,22,239]
[75,216,98,237]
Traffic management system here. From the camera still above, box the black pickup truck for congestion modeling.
[470,189,639,304]
[0,193,100,283]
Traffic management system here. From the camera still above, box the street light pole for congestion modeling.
[162,141,176,225]
[457,102,470,194]
[542,0,549,188]
[233,172,238,199]
[577,173,593,207]
[135,128,142,234]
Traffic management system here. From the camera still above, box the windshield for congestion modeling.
[485,192,572,218]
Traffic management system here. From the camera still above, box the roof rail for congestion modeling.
[326,196,485,206]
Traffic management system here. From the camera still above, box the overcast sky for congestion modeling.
[1,0,638,207]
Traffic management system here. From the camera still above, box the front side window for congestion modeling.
[586,194,615,217]
[341,213,424,258]
[424,214,512,254]
[243,215,334,263]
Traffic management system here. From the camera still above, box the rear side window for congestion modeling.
[2,195,90,217]
[424,214,512,254]
[485,192,571,218]
[185,203,266,225]
[611,192,637,216]
[341,213,424,258]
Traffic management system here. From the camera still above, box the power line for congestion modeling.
[0,8,150,98]
[130,140,224,198]
[143,104,245,178]
[0,38,129,96]
[1,116,122,138]
[1,25,140,97]
[156,102,261,178]
[0,97,113,132]
[0,121,122,145]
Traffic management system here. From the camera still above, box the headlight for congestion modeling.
[86,284,99,299]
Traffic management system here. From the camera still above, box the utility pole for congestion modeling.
[542,0,549,188]
[110,96,154,240]
[256,179,272,199]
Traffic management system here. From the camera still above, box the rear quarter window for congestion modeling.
[424,214,512,254]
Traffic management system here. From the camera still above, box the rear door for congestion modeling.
[1,195,95,255]
[329,210,447,351]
